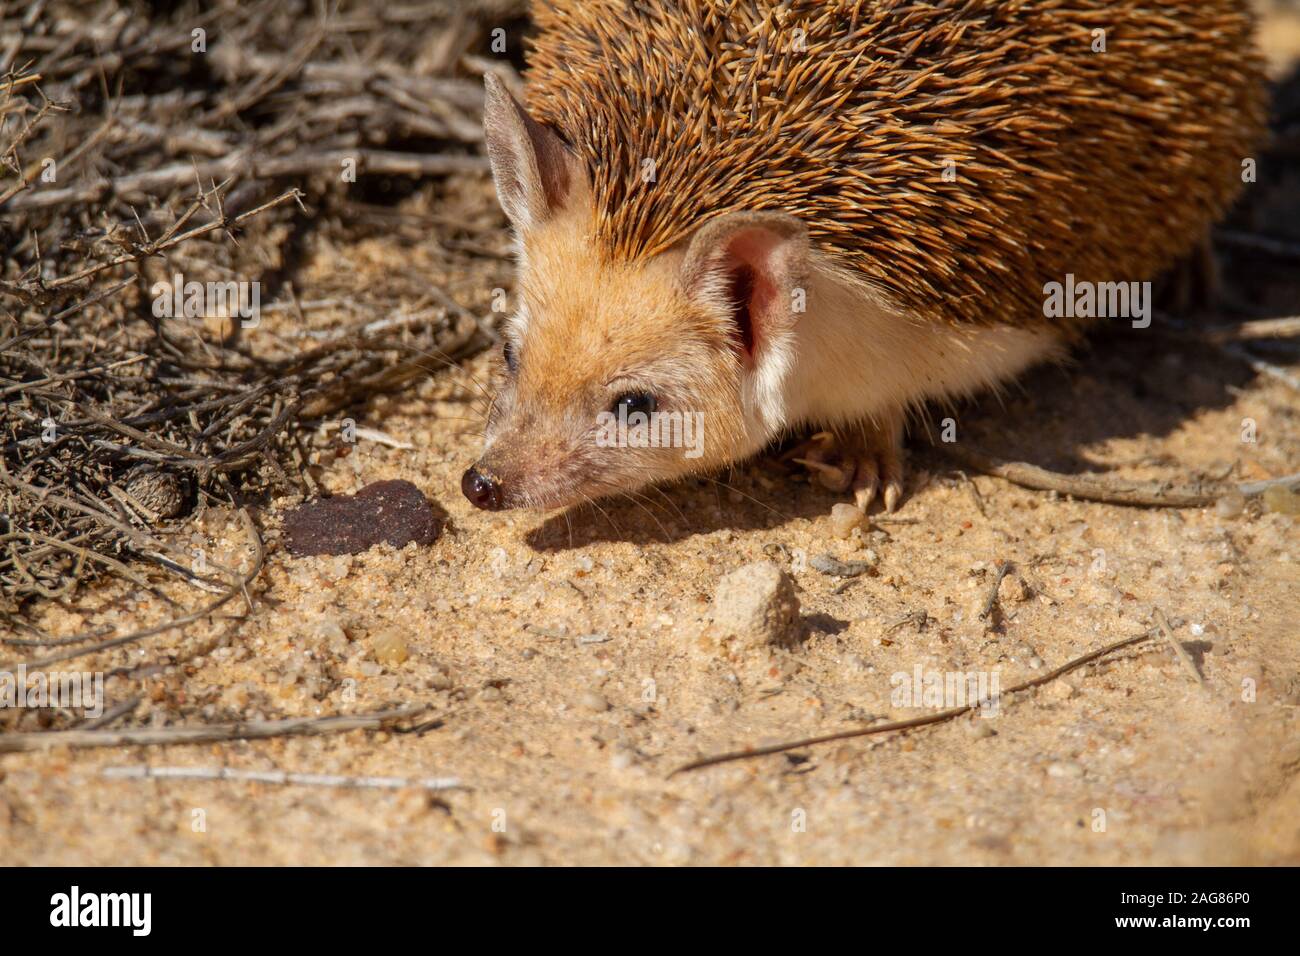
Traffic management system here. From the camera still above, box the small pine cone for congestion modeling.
[123,467,190,520]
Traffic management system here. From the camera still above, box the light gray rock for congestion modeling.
[710,561,801,649]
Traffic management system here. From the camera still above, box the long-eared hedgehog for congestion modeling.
[461,0,1267,515]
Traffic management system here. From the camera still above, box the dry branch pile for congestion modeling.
[0,0,524,648]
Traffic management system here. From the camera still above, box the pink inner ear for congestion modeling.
[525,113,572,214]
[727,265,757,358]
[724,230,782,366]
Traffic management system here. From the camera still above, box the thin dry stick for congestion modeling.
[1239,473,1300,495]
[217,52,484,110]
[940,445,1299,508]
[41,187,304,289]
[1195,316,1300,344]
[1222,343,1300,393]
[1215,230,1300,260]
[0,72,42,93]
[670,632,1154,776]
[78,695,141,730]
[0,705,428,753]
[1154,608,1206,688]
[978,560,1012,621]
[101,765,463,791]
[5,149,484,211]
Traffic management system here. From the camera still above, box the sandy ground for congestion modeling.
[3,8,1299,868]
[4,311,1297,865]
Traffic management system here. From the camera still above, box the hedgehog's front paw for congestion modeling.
[849,433,905,514]
[790,415,906,513]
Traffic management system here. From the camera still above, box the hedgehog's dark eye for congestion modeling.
[502,339,518,374]
[611,391,656,419]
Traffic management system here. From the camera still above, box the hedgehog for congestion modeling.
[461,0,1266,515]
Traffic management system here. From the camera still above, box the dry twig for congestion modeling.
[0,705,429,752]
[101,764,463,791]
[670,633,1154,775]
[1154,608,1207,688]
[938,444,1279,508]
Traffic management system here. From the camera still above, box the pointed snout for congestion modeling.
[461,464,505,511]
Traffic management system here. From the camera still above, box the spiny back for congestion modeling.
[525,0,1266,330]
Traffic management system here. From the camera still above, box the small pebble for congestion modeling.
[1045,680,1076,702]
[1047,760,1085,780]
[578,691,610,713]
[829,503,866,539]
[221,684,251,709]
[371,631,409,666]
[1215,492,1246,519]
[710,561,802,648]
[307,618,350,655]
[810,552,876,578]
[1262,485,1300,515]
[321,555,353,583]
[1018,643,1044,669]
[311,619,347,642]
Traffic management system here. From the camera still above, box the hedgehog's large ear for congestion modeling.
[679,211,809,366]
[483,72,578,232]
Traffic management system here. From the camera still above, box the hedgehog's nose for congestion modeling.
[461,465,504,511]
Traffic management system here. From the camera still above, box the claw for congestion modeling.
[852,459,881,512]
[791,418,907,517]
[883,481,902,513]
[848,419,906,514]
[793,457,851,492]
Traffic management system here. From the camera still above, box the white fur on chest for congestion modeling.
[745,256,1064,443]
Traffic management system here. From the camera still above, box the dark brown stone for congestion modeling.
[283,480,442,556]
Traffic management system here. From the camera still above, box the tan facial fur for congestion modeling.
[480,203,752,509]
[465,75,814,511]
